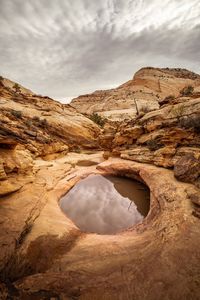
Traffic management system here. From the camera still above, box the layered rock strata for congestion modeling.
[71,67,200,121]
[0,157,199,299]
[0,68,200,299]
[0,77,100,158]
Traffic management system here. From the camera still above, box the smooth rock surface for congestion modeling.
[0,156,199,299]
[0,77,100,157]
[71,67,200,121]
[0,68,200,299]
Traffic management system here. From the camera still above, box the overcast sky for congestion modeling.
[0,0,200,102]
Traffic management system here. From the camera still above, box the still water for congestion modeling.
[60,174,150,234]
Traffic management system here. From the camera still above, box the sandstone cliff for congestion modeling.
[109,72,200,188]
[0,76,100,157]
[0,76,100,196]
[71,67,200,121]
[81,68,200,188]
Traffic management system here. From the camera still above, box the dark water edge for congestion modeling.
[60,175,150,234]
[104,175,150,216]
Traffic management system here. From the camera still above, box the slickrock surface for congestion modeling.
[90,68,200,189]
[0,156,199,299]
[0,67,199,299]
[0,77,101,196]
[71,67,200,121]
[111,97,200,187]
[0,77,100,158]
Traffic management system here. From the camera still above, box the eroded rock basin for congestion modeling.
[60,174,150,234]
[1,156,199,300]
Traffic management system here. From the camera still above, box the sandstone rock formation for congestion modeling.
[0,68,199,299]
[111,98,200,187]
[89,68,200,189]
[174,153,200,185]
[71,67,200,121]
[0,145,33,196]
[0,76,100,158]
[0,157,199,299]
[0,76,101,196]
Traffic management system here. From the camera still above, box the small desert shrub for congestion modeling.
[89,113,106,127]
[171,104,185,120]
[25,119,33,127]
[179,114,200,133]
[39,118,48,128]
[11,110,22,118]
[180,85,194,96]
[146,139,163,151]
[13,83,21,93]
[139,105,150,114]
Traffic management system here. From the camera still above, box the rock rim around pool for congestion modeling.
[60,174,150,234]
[1,156,199,300]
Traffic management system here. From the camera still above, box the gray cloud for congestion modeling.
[0,0,200,102]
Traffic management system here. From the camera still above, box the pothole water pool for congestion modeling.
[60,174,150,234]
